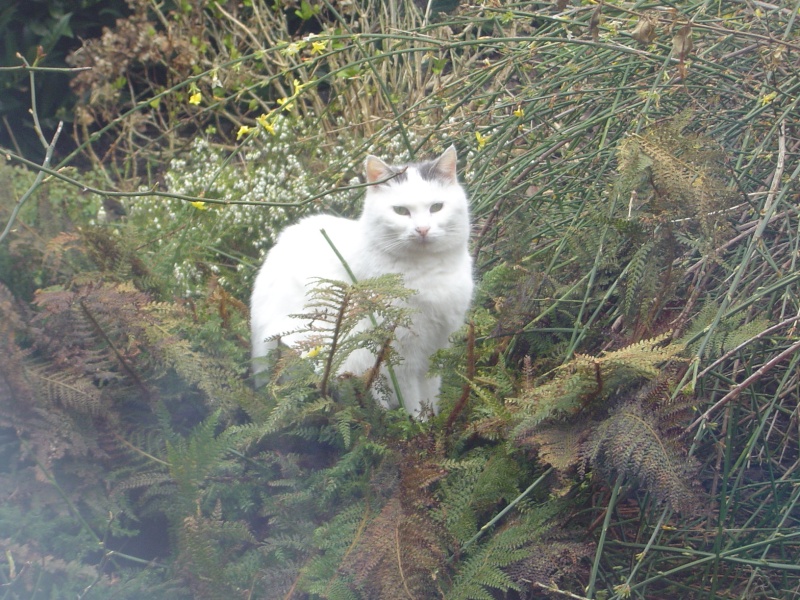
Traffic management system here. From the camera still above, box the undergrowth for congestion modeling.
[1,0,800,598]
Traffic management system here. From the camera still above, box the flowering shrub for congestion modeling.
[126,115,422,298]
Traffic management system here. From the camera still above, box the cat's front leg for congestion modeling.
[417,373,442,417]
[391,364,440,418]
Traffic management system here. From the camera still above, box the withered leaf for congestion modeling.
[589,4,603,41]
[631,14,658,46]
[672,23,693,60]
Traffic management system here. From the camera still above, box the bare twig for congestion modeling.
[686,338,800,434]
[0,54,68,244]
[696,314,800,380]
[533,582,593,600]
[0,122,62,244]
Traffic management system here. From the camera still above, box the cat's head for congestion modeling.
[360,145,469,257]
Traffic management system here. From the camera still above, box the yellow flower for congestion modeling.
[191,201,208,210]
[277,97,295,111]
[188,92,202,105]
[302,345,324,359]
[513,106,524,118]
[311,39,327,54]
[293,78,315,93]
[475,131,489,149]
[281,42,303,55]
[236,125,254,139]
[256,114,276,135]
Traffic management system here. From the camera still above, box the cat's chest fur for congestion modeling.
[250,146,473,417]
[354,246,471,336]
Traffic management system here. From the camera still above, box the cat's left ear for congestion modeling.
[365,155,395,185]
[431,145,458,184]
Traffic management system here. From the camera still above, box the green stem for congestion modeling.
[586,472,625,598]
[609,507,670,600]
[458,466,554,555]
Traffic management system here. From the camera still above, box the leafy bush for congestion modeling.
[125,113,423,299]
[2,0,800,598]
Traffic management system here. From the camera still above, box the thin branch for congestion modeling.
[0,64,91,73]
[696,314,800,379]
[533,582,592,600]
[0,122,62,244]
[0,146,383,208]
[457,466,554,555]
[686,338,800,433]
[763,121,787,216]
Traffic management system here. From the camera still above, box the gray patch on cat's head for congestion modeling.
[415,145,458,185]
[376,162,441,185]
[385,165,409,185]
[367,146,458,187]
[415,159,447,183]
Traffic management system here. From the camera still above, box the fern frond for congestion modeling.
[512,335,682,441]
[599,333,684,379]
[299,503,367,599]
[342,496,446,600]
[623,238,656,318]
[27,367,105,416]
[521,423,588,471]
[583,399,700,513]
[446,516,534,600]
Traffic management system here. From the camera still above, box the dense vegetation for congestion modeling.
[1,0,800,598]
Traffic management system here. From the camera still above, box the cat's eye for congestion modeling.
[430,202,444,213]
[393,206,411,216]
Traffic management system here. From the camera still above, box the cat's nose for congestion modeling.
[416,225,430,237]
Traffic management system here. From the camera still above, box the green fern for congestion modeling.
[622,237,656,319]
[299,502,367,599]
[445,516,534,600]
[682,299,774,361]
[436,450,522,545]
[166,411,231,515]
[512,333,684,439]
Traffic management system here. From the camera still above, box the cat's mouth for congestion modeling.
[413,234,433,246]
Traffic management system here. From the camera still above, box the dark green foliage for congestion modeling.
[3,1,800,598]
[0,0,130,161]
[610,116,739,335]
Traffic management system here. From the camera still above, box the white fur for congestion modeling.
[250,146,473,417]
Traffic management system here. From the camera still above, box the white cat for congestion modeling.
[250,146,473,417]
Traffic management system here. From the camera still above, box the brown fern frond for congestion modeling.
[26,366,106,416]
[340,437,448,598]
[580,370,702,514]
[32,282,155,397]
[80,226,151,281]
[42,232,83,275]
[520,423,590,472]
[507,537,594,594]
[342,496,446,600]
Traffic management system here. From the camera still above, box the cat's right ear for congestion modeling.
[365,155,395,185]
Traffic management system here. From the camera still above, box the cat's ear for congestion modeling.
[365,155,395,185]
[430,145,458,184]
